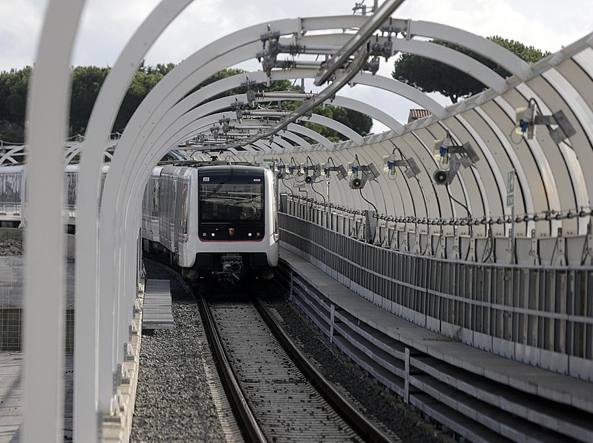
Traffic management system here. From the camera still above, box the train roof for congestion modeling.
[197,164,266,175]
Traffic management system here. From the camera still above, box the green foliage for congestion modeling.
[488,36,548,64]
[392,36,550,103]
[308,105,372,141]
[70,66,109,135]
[0,67,31,142]
[0,63,371,143]
[183,68,372,141]
[113,63,176,133]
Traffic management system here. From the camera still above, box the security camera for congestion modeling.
[367,163,380,180]
[515,100,576,143]
[287,164,302,176]
[351,177,363,188]
[303,163,321,182]
[432,157,460,186]
[432,136,478,185]
[346,161,379,189]
[405,158,421,178]
[383,154,421,178]
[276,166,287,179]
[433,169,451,185]
[336,165,348,180]
[515,102,536,139]
[349,174,368,189]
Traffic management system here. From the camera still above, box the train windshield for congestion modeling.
[199,176,263,222]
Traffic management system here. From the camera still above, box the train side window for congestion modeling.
[273,192,278,235]
[152,177,159,217]
[179,180,189,235]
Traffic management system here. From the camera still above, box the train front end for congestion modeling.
[194,165,278,286]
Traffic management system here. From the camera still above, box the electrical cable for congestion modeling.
[445,184,471,219]
[359,188,382,244]
[359,189,378,216]
[310,181,326,205]
[446,179,473,260]
[281,178,295,197]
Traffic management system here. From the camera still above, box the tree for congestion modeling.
[0,63,371,143]
[191,68,372,141]
[70,66,109,135]
[392,36,550,103]
[0,67,32,142]
[113,63,176,133]
[306,105,372,142]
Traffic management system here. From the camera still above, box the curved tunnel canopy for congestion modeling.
[18,6,593,442]
[98,19,593,244]
[14,14,593,269]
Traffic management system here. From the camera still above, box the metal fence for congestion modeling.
[273,262,593,442]
[279,196,593,381]
[0,254,75,352]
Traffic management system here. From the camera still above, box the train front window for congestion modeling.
[199,179,263,222]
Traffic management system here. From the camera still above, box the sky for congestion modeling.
[1,0,592,132]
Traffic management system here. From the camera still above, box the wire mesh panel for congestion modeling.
[279,203,593,381]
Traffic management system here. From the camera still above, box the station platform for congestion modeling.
[279,245,593,440]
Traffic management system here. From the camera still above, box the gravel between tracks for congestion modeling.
[266,296,454,443]
[0,238,22,256]
[130,261,225,442]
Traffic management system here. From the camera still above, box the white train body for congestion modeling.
[142,164,279,282]
[0,163,279,282]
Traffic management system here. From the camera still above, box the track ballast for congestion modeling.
[200,296,374,442]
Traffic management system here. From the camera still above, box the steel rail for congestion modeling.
[197,296,268,443]
[253,298,393,443]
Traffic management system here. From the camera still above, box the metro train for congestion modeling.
[142,163,279,285]
[0,161,279,285]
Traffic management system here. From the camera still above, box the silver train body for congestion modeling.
[142,164,279,283]
[0,164,84,227]
[0,163,279,283]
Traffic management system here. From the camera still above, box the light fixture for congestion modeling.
[303,163,321,184]
[322,158,348,181]
[383,153,421,178]
[347,160,379,189]
[515,99,576,144]
[432,134,479,186]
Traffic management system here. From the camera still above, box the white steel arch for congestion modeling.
[25,4,593,441]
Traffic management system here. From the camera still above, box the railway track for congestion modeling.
[198,294,394,443]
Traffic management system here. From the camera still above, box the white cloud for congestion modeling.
[4,0,591,70]
[397,0,592,52]
[1,0,591,134]
[0,0,45,70]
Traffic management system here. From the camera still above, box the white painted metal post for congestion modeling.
[329,304,335,343]
[75,1,193,422]
[289,270,294,302]
[22,1,86,442]
[404,347,410,404]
